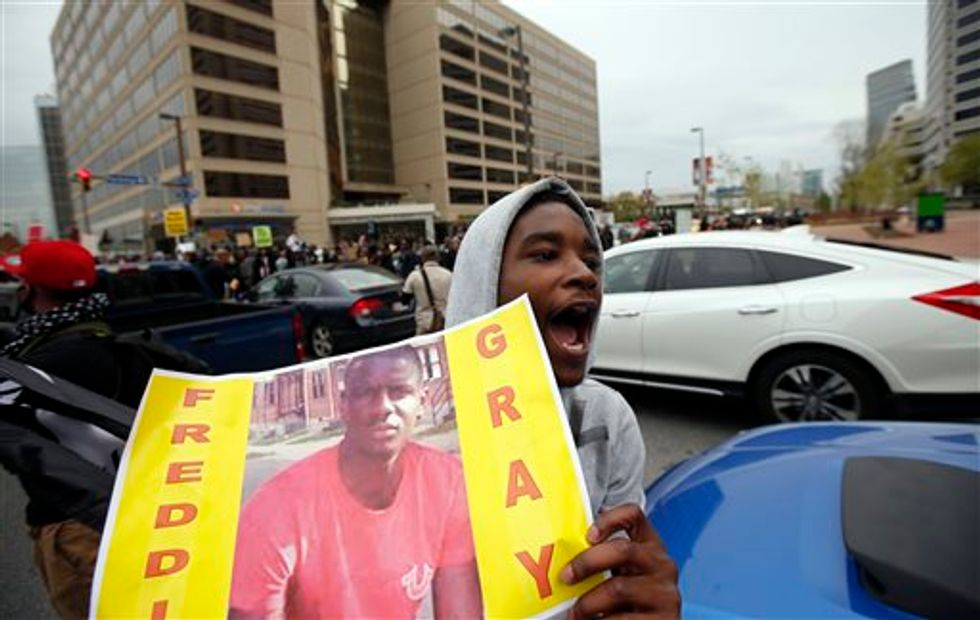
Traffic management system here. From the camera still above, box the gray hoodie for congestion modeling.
[445,177,645,515]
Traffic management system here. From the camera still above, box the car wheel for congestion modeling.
[753,349,882,423]
[308,323,334,359]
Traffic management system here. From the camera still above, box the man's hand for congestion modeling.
[560,504,680,619]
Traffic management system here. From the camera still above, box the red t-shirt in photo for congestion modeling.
[229,442,475,619]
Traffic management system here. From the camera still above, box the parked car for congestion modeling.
[248,264,415,358]
[646,421,980,618]
[97,261,305,373]
[592,229,979,422]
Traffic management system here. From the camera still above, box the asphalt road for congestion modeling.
[0,386,753,619]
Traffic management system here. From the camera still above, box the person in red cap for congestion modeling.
[1,241,132,618]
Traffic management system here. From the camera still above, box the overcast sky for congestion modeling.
[2,0,925,195]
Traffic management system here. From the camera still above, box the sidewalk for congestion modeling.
[812,210,980,259]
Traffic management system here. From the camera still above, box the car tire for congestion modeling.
[752,349,883,423]
[308,323,334,359]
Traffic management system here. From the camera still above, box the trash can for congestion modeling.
[916,193,945,233]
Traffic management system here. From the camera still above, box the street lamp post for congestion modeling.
[551,151,563,177]
[159,113,191,240]
[500,25,533,182]
[690,126,706,209]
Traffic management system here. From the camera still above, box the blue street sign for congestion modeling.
[105,174,149,186]
[174,175,192,187]
[174,188,199,202]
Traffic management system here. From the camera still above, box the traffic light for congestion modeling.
[75,168,92,192]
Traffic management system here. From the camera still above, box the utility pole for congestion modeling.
[501,25,533,181]
[159,113,191,241]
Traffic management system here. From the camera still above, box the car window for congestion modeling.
[663,248,762,291]
[331,268,401,292]
[604,250,659,294]
[106,271,154,305]
[256,276,280,301]
[291,273,320,297]
[758,251,851,282]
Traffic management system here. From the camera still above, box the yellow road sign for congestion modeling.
[164,207,189,238]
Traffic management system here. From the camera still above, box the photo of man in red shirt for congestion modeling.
[229,345,482,619]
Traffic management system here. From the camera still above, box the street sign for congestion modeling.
[105,174,148,186]
[252,225,273,248]
[174,188,199,202]
[164,207,189,238]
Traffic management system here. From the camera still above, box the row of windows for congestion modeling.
[954,106,980,121]
[200,130,286,162]
[958,28,980,47]
[958,67,980,84]
[447,162,517,184]
[956,86,980,103]
[957,48,980,66]
[444,111,528,144]
[226,0,274,17]
[204,171,290,198]
[957,9,980,28]
[191,47,279,90]
[187,4,276,54]
[195,89,283,126]
[604,248,851,295]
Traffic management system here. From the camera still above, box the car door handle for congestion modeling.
[610,310,640,318]
[738,306,778,315]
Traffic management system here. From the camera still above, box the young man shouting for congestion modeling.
[446,178,681,619]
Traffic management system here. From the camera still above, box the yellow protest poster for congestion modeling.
[90,297,600,619]
[163,207,188,238]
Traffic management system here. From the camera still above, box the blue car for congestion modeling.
[645,422,979,618]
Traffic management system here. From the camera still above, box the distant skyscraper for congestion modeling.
[866,60,917,148]
[0,145,56,237]
[35,94,74,237]
[801,170,824,197]
[923,0,980,172]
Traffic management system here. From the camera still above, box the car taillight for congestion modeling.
[350,297,384,319]
[292,311,306,361]
[912,282,980,320]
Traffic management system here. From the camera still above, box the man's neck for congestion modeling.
[337,440,406,510]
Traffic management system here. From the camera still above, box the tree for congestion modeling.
[716,151,765,208]
[940,134,980,192]
[604,191,646,222]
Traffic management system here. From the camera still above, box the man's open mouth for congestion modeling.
[546,301,597,359]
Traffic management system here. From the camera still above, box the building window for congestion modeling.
[444,110,480,134]
[566,162,584,175]
[566,178,584,191]
[483,121,512,141]
[956,87,980,103]
[199,130,286,162]
[586,182,601,194]
[195,89,282,126]
[439,34,475,62]
[187,4,276,54]
[484,144,513,163]
[449,187,484,204]
[479,50,509,75]
[226,0,273,16]
[958,29,980,47]
[443,85,479,110]
[446,137,481,157]
[447,162,483,181]
[191,47,279,90]
[954,107,980,121]
[480,74,510,98]
[585,165,600,177]
[957,68,980,84]
[204,171,289,197]
[481,97,511,120]
[957,9,980,28]
[488,190,509,203]
[957,48,980,66]
[486,167,515,184]
[441,59,476,85]
[513,108,530,124]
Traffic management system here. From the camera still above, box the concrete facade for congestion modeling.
[50,0,602,250]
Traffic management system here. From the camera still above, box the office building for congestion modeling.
[50,0,602,249]
[866,60,916,148]
[800,169,824,198]
[923,0,980,171]
[0,145,57,238]
[34,95,75,237]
